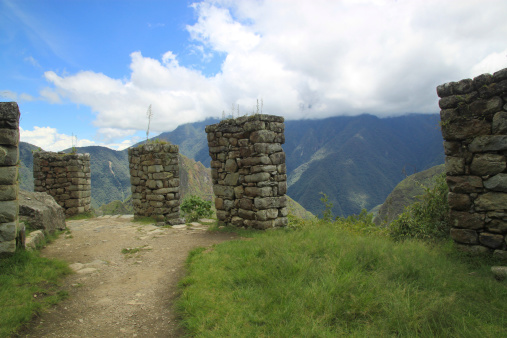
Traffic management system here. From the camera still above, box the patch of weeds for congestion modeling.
[121,245,151,257]
[66,211,95,221]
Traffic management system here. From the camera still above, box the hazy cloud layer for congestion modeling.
[42,0,507,137]
[20,126,135,151]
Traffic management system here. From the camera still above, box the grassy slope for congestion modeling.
[177,222,507,337]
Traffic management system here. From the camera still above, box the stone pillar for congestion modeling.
[128,143,182,224]
[33,152,91,217]
[205,114,288,229]
[0,102,20,256]
[437,67,507,254]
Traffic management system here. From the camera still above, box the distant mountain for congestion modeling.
[283,114,444,217]
[153,114,445,217]
[373,164,445,226]
[19,113,445,218]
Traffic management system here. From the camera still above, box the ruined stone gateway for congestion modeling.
[33,152,92,217]
[206,114,288,229]
[438,67,507,256]
[128,143,182,224]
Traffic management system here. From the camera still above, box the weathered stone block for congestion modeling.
[0,145,19,166]
[224,173,240,186]
[244,186,272,197]
[445,156,465,176]
[244,172,271,183]
[250,130,275,143]
[256,208,278,221]
[213,185,235,199]
[253,143,283,154]
[0,185,17,201]
[254,196,287,209]
[441,119,490,141]
[234,185,244,199]
[492,111,507,134]
[448,193,471,211]
[487,219,507,234]
[0,166,17,185]
[450,210,484,230]
[269,152,285,165]
[0,221,16,241]
[0,200,18,223]
[0,102,20,129]
[446,176,483,193]
[238,208,255,220]
[475,192,507,211]
[0,129,19,146]
[239,156,271,167]
[225,159,238,173]
[469,135,507,152]
[469,153,506,176]
[450,228,478,244]
[484,174,507,192]
[479,233,504,249]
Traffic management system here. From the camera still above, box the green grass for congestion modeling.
[65,210,95,221]
[176,221,507,337]
[0,249,72,338]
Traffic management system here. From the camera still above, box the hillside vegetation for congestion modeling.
[373,164,445,225]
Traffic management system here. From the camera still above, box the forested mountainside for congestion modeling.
[154,114,444,217]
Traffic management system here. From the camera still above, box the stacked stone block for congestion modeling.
[205,114,288,229]
[33,152,91,217]
[437,67,507,254]
[0,102,20,256]
[128,143,181,223]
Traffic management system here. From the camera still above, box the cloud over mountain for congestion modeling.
[41,0,507,136]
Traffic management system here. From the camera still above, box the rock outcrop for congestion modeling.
[19,190,66,233]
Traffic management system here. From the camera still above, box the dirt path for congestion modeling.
[19,216,237,338]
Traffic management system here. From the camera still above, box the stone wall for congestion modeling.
[33,152,91,217]
[205,114,288,229]
[0,102,20,256]
[437,67,507,254]
[128,143,181,224]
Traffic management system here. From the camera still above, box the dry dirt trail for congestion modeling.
[19,215,237,338]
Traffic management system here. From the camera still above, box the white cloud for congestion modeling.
[20,126,137,151]
[0,90,18,100]
[19,93,35,101]
[39,87,61,103]
[24,56,41,68]
[42,0,507,134]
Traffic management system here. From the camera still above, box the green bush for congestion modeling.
[389,173,450,241]
[181,195,213,222]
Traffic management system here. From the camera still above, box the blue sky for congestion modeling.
[1,0,506,151]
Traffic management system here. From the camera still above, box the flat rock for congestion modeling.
[76,268,97,274]
[491,266,507,280]
[69,263,85,272]
[25,230,45,250]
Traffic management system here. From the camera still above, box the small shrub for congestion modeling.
[181,195,213,222]
[389,173,450,241]
[319,192,334,222]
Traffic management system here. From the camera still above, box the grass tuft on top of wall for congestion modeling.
[176,221,507,337]
[0,249,71,338]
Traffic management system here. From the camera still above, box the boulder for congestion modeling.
[19,190,66,233]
